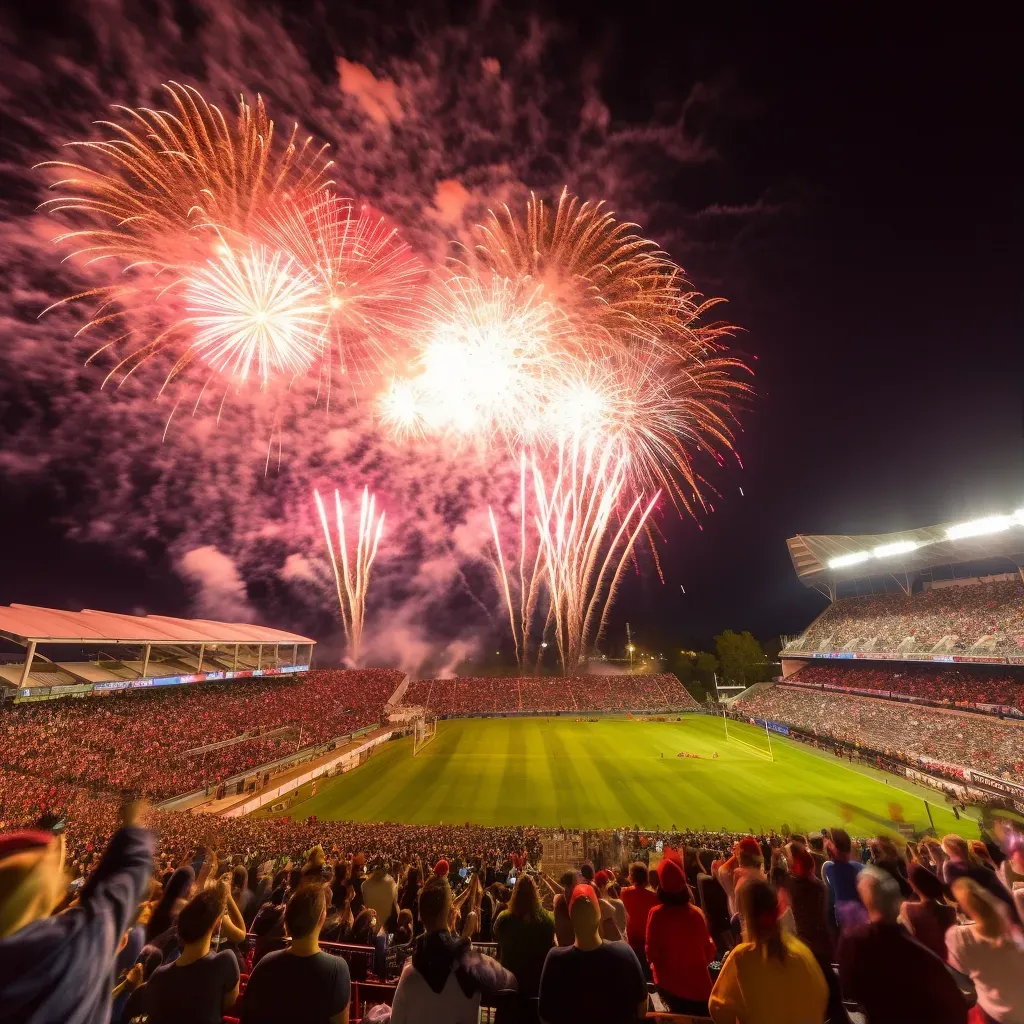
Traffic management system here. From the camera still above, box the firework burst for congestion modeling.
[379,273,576,445]
[184,244,327,388]
[314,486,385,667]
[257,192,427,385]
[38,81,333,270]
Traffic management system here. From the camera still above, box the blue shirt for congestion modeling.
[0,826,155,1024]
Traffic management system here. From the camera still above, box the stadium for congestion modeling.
[1,509,1022,1020]
[1,19,1020,1024]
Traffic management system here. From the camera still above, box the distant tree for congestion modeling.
[670,649,719,701]
[714,630,769,688]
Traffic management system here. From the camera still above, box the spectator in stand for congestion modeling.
[551,870,577,947]
[899,863,957,961]
[493,874,555,1009]
[243,883,351,1024]
[145,887,241,1024]
[538,884,648,1024]
[0,799,154,1024]
[782,844,848,1024]
[708,878,828,1024]
[942,834,1021,923]
[390,875,516,1024]
[619,861,659,969]
[822,828,865,933]
[837,866,967,1024]
[644,853,716,1016]
[716,836,764,919]
[361,860,398,933]
[594,870,626,940]
[946,877,1024,1024]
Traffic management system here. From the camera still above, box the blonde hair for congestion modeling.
[951,878,1008,940]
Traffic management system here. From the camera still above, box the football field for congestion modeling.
[278,715,976,838]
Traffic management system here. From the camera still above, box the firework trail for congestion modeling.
[490,439,659,673]
[314,486,385,666]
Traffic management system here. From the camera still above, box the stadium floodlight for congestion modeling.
[828,551,871,569]
[873,540,918,558]
[945,513,1021,540]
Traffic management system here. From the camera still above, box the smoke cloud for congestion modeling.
[0,0,767,672]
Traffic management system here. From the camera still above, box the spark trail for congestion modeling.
[314,486,385,667]
[489,439,660,674]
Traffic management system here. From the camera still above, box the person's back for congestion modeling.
[837,866,967,1024]
[0,802,154,1024]
[709,879,827,1024]
[945,877,1024,1024]
[551,871,576,947]
[538,885,647,1024]
[620,862,659,959]
[242,883,350,1024]
[146,888,240,1024]
[390,875,515,1024]
[493,876,555,999]
[361,866,397,930]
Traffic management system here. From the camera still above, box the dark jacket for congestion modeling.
[837,920,967,1024]
[0,826,155,1024]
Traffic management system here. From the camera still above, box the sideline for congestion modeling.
[772,733,982,833]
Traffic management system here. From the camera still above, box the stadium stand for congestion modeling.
[783,578,1024,658]
[736,684,1024,783]
[402,673,697,715]
[0,668,403,800]
[787,662,1024,713]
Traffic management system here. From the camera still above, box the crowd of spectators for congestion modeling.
[790,662,1024,713]
[4,789,1023,1023]
[787,578,1024,655]
[738,685,1024,783]
[0,669,403,800]
[403,674,695,716]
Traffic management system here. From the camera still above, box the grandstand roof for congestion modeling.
[0,603,314,647]
[788,512,1024,590]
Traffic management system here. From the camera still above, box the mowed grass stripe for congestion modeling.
[280,717,977,837]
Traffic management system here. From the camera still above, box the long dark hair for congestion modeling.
[145,866,193,942]
[508,874,544,924]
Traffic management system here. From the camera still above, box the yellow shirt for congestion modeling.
[708,933,828,1024]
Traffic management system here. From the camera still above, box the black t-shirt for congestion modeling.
[145,950,240,1024]
[241,949,352,1024]
[538,940,647,1024]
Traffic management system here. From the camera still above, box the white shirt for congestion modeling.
[946,922,1024,1024]
[389,962,482,1024]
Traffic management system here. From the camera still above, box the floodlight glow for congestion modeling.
[873,540,919,558]
[945,514,1020,540]
[828,551,872,569]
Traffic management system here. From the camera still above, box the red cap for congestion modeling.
[0,830,54,862]
[790,847,814,879]
[594,870,612,889]
[658,857,686,894]
[568,883,600,915]
[433,859,449,878]
[738,837,762,859]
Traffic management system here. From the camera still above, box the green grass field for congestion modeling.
[278,716,977,838]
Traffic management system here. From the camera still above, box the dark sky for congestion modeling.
[0,8,1020,659]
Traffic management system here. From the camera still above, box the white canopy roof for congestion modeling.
[0,603,314,646]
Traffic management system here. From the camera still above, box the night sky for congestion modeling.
[0,6,1020,663]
